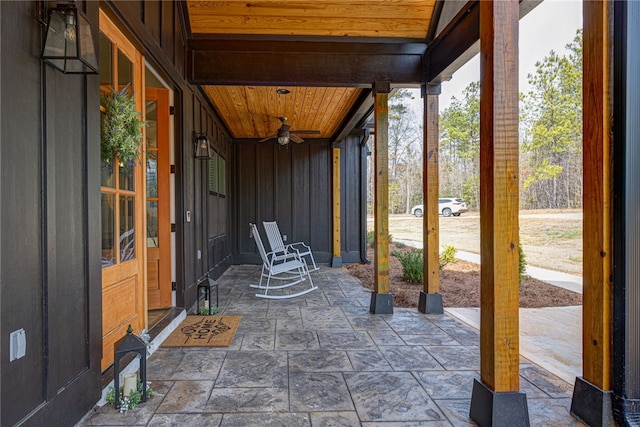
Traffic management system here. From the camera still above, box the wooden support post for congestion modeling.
[370,81,393,314]
[419,84,443,314]
[469,1,529,426]
[570,1,614,425]
[332,147,342,267]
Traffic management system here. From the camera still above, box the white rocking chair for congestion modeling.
[262,221,319,272]
[249,223,317,299]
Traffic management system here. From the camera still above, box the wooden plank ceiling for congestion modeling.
[185,0,436,141]
[186,1,434,38]
[202,86,363,139]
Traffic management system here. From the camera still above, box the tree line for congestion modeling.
[368,30,583,213]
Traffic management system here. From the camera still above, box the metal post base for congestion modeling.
[369,292,393,314]
[570,377,615,426]
[331,256,343,267]
[418,291,444,314]
[470,378,530,427]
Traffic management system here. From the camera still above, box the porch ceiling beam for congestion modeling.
[426,0,542,84]
[187,38,426,86]
[426,0,480,83]
[332,89,373,143]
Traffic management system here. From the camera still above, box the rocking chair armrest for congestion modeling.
[286,242,311,252]
[268,249,300,263]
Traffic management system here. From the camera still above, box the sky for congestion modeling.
[410,0,583,112]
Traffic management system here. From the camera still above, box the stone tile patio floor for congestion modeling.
[79,265,586,426]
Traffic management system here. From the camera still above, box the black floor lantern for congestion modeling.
[113,325,147,409]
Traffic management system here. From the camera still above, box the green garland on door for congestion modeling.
[101,84,146,164]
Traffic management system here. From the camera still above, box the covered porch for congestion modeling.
[80,265,581,426]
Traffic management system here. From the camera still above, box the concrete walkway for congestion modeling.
[396,240,583,385]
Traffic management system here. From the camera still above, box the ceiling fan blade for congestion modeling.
[289,134,305,144]
[259,135,275,142]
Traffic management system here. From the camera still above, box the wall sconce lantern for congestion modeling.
[41,1,98,74]
[113,325,147,409]
[195,133,211,159]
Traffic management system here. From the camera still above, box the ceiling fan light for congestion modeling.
[277,135,289,145]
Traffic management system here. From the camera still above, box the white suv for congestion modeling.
[411,198,468,217]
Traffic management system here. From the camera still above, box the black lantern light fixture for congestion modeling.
[195,133,211,159]
[41,0,98,74]
[113,325,147,409]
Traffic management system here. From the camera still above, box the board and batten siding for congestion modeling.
[232,132,367,266]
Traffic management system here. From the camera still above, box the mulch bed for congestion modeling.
[345,244,582,308]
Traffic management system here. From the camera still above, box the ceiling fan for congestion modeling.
[259,117,320,145]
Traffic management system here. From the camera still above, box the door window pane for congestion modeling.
[99,33,113,92]
[118,51,132,91]
[101,193,115,267]
[147,201,158,248]
[119,195,136,262]
[119,162,135,191]
[101,109,115,188]
[147,151,158,198]
[146,100,157,148]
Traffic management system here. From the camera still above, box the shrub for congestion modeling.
[392,248,423,283]
[439,245,457,270]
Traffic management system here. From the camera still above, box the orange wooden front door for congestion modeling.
[99,10,146,371]
[145,87,172,309]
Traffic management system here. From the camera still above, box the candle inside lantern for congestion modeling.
[122,372,138,397]
[204,299,209,310]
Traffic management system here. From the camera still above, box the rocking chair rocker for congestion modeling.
[249,223,317,299]
[262,221,319,272]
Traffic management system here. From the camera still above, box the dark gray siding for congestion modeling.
[341,131,368,263]
[1,1,101,425]
[232,137,366,265]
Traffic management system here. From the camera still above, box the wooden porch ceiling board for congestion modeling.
[186,1,435,39]
[202,85,363,139]
[186,1,541,141]
[186,0,436,140]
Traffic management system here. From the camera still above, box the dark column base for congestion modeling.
[470,378,530,427]
[369,292,393,314]
[570,377,614,426]
[331,256,343,268]
[418,291,444,314]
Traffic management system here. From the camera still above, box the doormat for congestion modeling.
[162,315,241,348]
